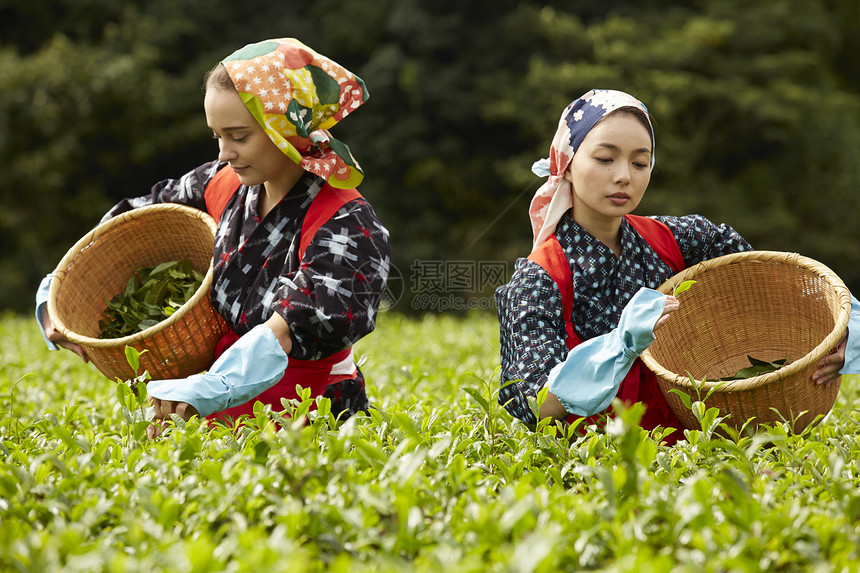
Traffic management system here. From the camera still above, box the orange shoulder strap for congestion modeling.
[625,214,685,273]
[298,185,362,261]
[204,167,242,222]
[527,236,581,350]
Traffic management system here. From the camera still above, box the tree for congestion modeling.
[489,0,860,290]
[2,0,860,313]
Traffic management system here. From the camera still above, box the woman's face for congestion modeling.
[204,87,298,191]
[565,112,652,227]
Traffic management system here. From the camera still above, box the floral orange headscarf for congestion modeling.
[221,38,369,189]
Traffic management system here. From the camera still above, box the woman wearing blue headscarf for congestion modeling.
[495,89,849,442]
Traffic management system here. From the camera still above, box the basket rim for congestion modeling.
[47,203,217,348]
[640,250,852,393]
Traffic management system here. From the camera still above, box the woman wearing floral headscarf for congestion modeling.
[36,39,390,434]
[495,89,848,441]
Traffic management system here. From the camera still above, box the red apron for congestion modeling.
[208,330,354,421]
[527,215,686,443]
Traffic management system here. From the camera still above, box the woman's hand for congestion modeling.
[40,306,89,362]
[653,295,680,332]
[812,332,847,386]
[264,312,293,355]
[144,319,290,438]
[147,397,199,439]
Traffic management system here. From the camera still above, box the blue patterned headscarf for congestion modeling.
[528,89,654,250]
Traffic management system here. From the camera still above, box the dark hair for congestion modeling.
[607,105,655,139]
[202,63,236,94]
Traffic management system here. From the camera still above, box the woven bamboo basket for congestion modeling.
[47,203,229,382]
[640,250,850,433]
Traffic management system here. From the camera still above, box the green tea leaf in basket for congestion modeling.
[149,260,179,276]
[720,355,791,381]
[137,319,161,331]
[99,258,204,339]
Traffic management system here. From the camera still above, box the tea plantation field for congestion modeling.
[1,311,859,572]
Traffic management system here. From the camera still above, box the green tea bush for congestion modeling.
[1,312,859,572]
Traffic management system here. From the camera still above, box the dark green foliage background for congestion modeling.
[2,0,859,312]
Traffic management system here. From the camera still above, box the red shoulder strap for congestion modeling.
[299,185,362,261]
[204,167,241,222]
[205,168,361,260]
[203,167,363,257]
[527,216,685,349]
[625,214,685,273]
[527,236,582,350]
[530,217,686,433]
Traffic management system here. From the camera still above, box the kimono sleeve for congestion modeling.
[272,198,391,360]
[100,161,222,222]
[495,258,570,425]
[656,214,752,266]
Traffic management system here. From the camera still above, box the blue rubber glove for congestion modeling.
[840,293,860,374]
[548,287,667,417]
[147,323,289,417]
[35,274,59,351]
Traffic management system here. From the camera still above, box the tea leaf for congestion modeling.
[669,388,693,410]
[4,312,860,570]
[462,387,489,414]
[137,319,160,331]
[99,258,203,338]
[673,280,697,297]
[747,355,773,367]
[150,260,179,275]
[124,346,141,373]
[720,355,791,381]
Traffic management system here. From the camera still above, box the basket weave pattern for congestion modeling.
[640,251,850,432]
[48,204,228,382]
